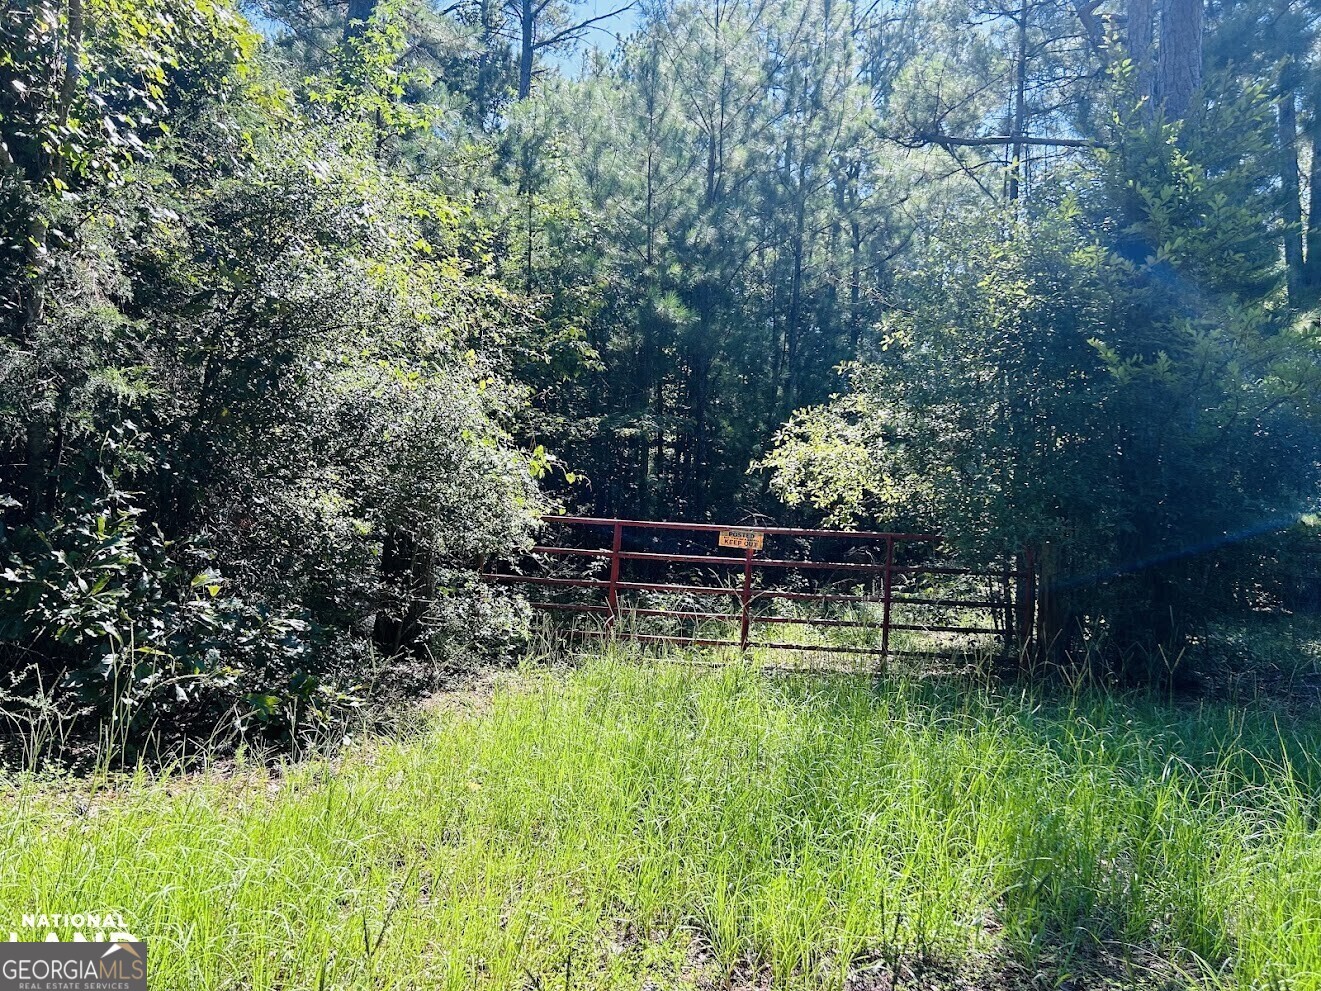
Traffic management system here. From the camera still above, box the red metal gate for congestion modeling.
[482,516,1035,659]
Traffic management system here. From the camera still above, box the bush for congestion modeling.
[764,84,1321,671]
[0,1,542,752]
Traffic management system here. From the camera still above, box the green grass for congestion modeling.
[5,647,1321,989]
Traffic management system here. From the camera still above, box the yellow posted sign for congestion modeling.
[718,528,764,551]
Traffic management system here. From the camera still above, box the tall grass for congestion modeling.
[2,647,1321,988]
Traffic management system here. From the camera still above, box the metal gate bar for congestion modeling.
[483,516,1035,658]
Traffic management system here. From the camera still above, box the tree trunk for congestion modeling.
[849,212,862,353]
[653,375,666,515]
[1304,86,1321,297]
[1280,86,1304,305]
[16,0,84,520]
[518,0,534,100]
[524,183,534,291]
[373,529,430,658]
[1008,0,1028,202]
[1014,551,1035,661]
[1035,541,1081,665]
[1156,0,1202,120]
[344,0,375,41]
[1127,0,1154,111]
[1036,541,1061,661]
[784,193,806,419]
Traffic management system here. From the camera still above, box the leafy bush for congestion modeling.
[765,85,1321,670]
[0,0,541,751]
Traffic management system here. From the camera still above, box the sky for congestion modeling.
[550,0,642,72]
[578,0,642,35]
[243,0,640,73]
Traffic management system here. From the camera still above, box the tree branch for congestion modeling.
[532,1,637,51]
[1071,0,1106,53]
[908,131,1101,149]
[52,0,85,180]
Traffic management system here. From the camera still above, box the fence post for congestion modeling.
[1036,542,1056,661]
[739,545,754,650]
[1003,566,1015,650]
[880,535,895,658]
[1015,548,1036,659]
[1024,546,1038,659]
[606,520,622,630]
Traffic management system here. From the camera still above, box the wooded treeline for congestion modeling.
[3,0,1321,742]
[456,0,1321,524]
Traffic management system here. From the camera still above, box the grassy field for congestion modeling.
[4,646,1321,990]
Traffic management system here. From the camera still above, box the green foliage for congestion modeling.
[1,0,541,746]
[8,0,1321,722]
[0,0,253,188]
[766,86,1321,662]
[0,0,255,310]
[495,0,958,519]
[305,0,444,151]
[758,389,911,527]
[0,495,325,734]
